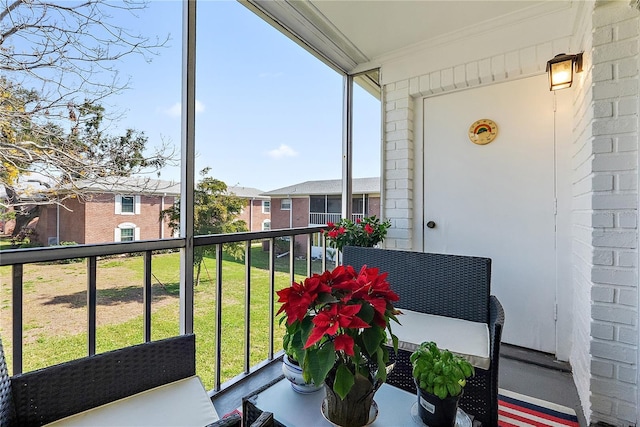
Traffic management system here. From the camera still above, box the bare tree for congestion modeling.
[0,0,176,237]
[1,0,168,115]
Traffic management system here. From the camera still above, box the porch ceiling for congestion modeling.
[243,0,572,74]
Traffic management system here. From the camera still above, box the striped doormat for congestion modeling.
[498,389,580,426]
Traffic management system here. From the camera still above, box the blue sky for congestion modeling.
[110,1,381,192]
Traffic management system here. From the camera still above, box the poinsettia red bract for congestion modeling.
[278,263,401,400]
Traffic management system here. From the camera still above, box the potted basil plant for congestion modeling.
[410,341,475,427]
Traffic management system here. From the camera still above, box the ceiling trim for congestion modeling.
[240,0,364,74]
[285,1,369,65]
[354,71,381,100]
[403,36,571,98]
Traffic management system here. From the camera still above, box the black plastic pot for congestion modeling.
[416,386,461,427]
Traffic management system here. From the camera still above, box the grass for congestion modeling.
[0,242,324,390]
[0,239,11,250]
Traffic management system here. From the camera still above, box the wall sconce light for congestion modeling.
[546,53,583,90]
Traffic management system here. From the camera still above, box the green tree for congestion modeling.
[161,168,248,285]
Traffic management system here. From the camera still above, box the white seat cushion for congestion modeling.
[389,309,491,370]
[45,376,219,427]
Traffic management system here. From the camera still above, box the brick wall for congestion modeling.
[60,199,87,243]
[368,196,381,219]
[30,199,88,244]
[36,194,176,245]
[253,199,270,231]
[237,199,270,231]
[383,81,415,250]
[33,204,52,245]
[267,197,299,254]
[569,2,596,422]
[270,197,291,230]
[582,2,639,424]
[291,198,309,256]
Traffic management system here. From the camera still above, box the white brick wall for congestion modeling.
[582,2,640,425]
[383,81,414,250]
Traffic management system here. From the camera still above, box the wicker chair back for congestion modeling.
[9,334,196,426]
[0,337,16,426]
[342,246,504,427]
[342,246,491,323]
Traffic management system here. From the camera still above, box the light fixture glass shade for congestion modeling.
[549,59,573,90]
[546,53,583,91]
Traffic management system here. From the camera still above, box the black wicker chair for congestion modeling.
[1,334,210,427]
[1,336,16,427]
[342,246,505,427]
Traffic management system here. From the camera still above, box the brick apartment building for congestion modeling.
[32,177,180,246]
[16,180,270,246]
[227,185,270,232]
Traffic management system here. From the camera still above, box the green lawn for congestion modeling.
[0,243,324,390]
[0,238,12,250]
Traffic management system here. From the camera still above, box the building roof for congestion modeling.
[2,175,272,203]
[70,177,181,196]
[73,180,267,198]
[228,185,269,200]
[262,177,380,197]
[1,176,182,202]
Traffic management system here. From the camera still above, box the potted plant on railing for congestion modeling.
[324,215,391,254]
[277,264,401,427]
[410,341,475,427]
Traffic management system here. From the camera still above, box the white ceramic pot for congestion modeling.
[282,355,322,394]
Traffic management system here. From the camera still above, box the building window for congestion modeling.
[115,195,140,215]
[310,196,325,213]
[115,223,140,242]
[353,196,368,215]
[262,219,271,231]
[281,199,291,210]
[262,200,270,213]
[326,196,341,213]
[120,227,135,242]
[121,196,135,213]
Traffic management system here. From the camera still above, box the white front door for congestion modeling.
[423,74,557,353]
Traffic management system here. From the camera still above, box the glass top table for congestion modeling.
[242,376,473,426]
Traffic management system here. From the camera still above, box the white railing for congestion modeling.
[308,212,365,226]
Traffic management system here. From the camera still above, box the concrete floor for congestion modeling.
[499,344,586,426]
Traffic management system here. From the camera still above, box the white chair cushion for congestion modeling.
[389,309,491,370]
[45,376,219,427]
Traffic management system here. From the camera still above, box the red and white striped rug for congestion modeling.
[498,389,580,427]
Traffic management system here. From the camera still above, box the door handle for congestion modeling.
[426,221,436,229]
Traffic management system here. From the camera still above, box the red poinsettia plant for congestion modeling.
[324,215,391,253]
[278,264,401,399]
